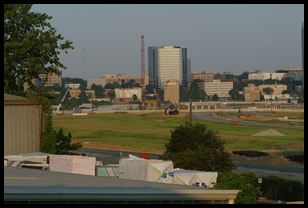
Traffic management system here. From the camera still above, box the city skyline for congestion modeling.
[32,4,304,79]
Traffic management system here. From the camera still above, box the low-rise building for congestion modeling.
[164,80,180,103]
[248,71,285,80]
[69,88,81,98]
[4,94,43,154]
[114,88,142,102]
[191,71,214,82]
[65,83,80,89]
[204,80,233,98]
[244,84,261,102]
[87,77,107,88]
[85,90,95,99]
[259,84,287,96]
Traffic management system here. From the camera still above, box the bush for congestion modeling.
[55,128,82,154]
[260,176,304,201]
[214,172,262,204]
[164,123,235,172]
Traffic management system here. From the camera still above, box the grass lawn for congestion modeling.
[53,113,304,153]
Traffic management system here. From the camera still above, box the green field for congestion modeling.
[53,113,304,153]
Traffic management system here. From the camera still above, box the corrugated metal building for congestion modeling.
[4,93,44,154]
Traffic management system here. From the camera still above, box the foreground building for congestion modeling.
[4,167,240,204]
[4,94,43,154]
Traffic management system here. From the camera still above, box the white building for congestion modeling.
[114,88,142,100]
[157,46,183,88]
[248,71,285,80]
[65,83,80,89]
[204,80,233,98]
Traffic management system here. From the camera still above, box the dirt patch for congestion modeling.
[229,116,274,121]
[252,129,285,137]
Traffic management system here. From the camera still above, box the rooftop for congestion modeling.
[4,167,240,204]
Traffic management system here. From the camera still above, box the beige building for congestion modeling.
[157,46,183,88]
[23,72,62,90]
[244,84,261,102]
[88,73,145,89]
[85,90,95,99]
[191,71,214,82]
[41,72,62,87]
[204,80,233,98]
[259,84,288,100]
[259,84,287,95]
[114,88,142,101]
[69,88,81,98]
[87,76,107,88]
[248,71,285,80]
[164,80,180,103]
[4,94,43,154]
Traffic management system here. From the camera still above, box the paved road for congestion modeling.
[192,112,304,130]
[77,148,304,181]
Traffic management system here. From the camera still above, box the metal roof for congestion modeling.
[4,167,240,203]
[4,93,28,100]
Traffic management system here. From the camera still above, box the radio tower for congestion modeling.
[140,35,145,87]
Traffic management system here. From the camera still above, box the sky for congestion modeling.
[32,4,304,79]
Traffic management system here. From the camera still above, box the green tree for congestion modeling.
[190,79,206,101]
[212,94,219,101]
[164,123,235,172]
[132,94,138,102]
[90,84,104,98]
[104,82,120,89]
[145,84,155,94]
[4,4,73,94]
[214,172,262,204]
[78,88,90,103]
[262,87,273,95]
[56,129,82,154]
[180,85,190,102]
[107,90,115,99]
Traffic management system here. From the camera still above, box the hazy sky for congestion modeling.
[32,4,304,79]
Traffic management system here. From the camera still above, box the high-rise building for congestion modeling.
[302,22,304,70]
[148,45,189,89]
[182,48,191,87]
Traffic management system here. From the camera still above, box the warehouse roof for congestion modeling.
[4,167,240,203]
[4,93,28,100]
[4,93,44,105]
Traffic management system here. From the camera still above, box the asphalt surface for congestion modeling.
[77,148,304,182]
[192,112,304,130]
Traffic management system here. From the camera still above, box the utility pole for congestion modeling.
[83,48,86,87]
[189,85,192,127]
[140,35,145,88]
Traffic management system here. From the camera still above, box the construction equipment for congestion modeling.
[164,103,179,115]
[55,86,70,114]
